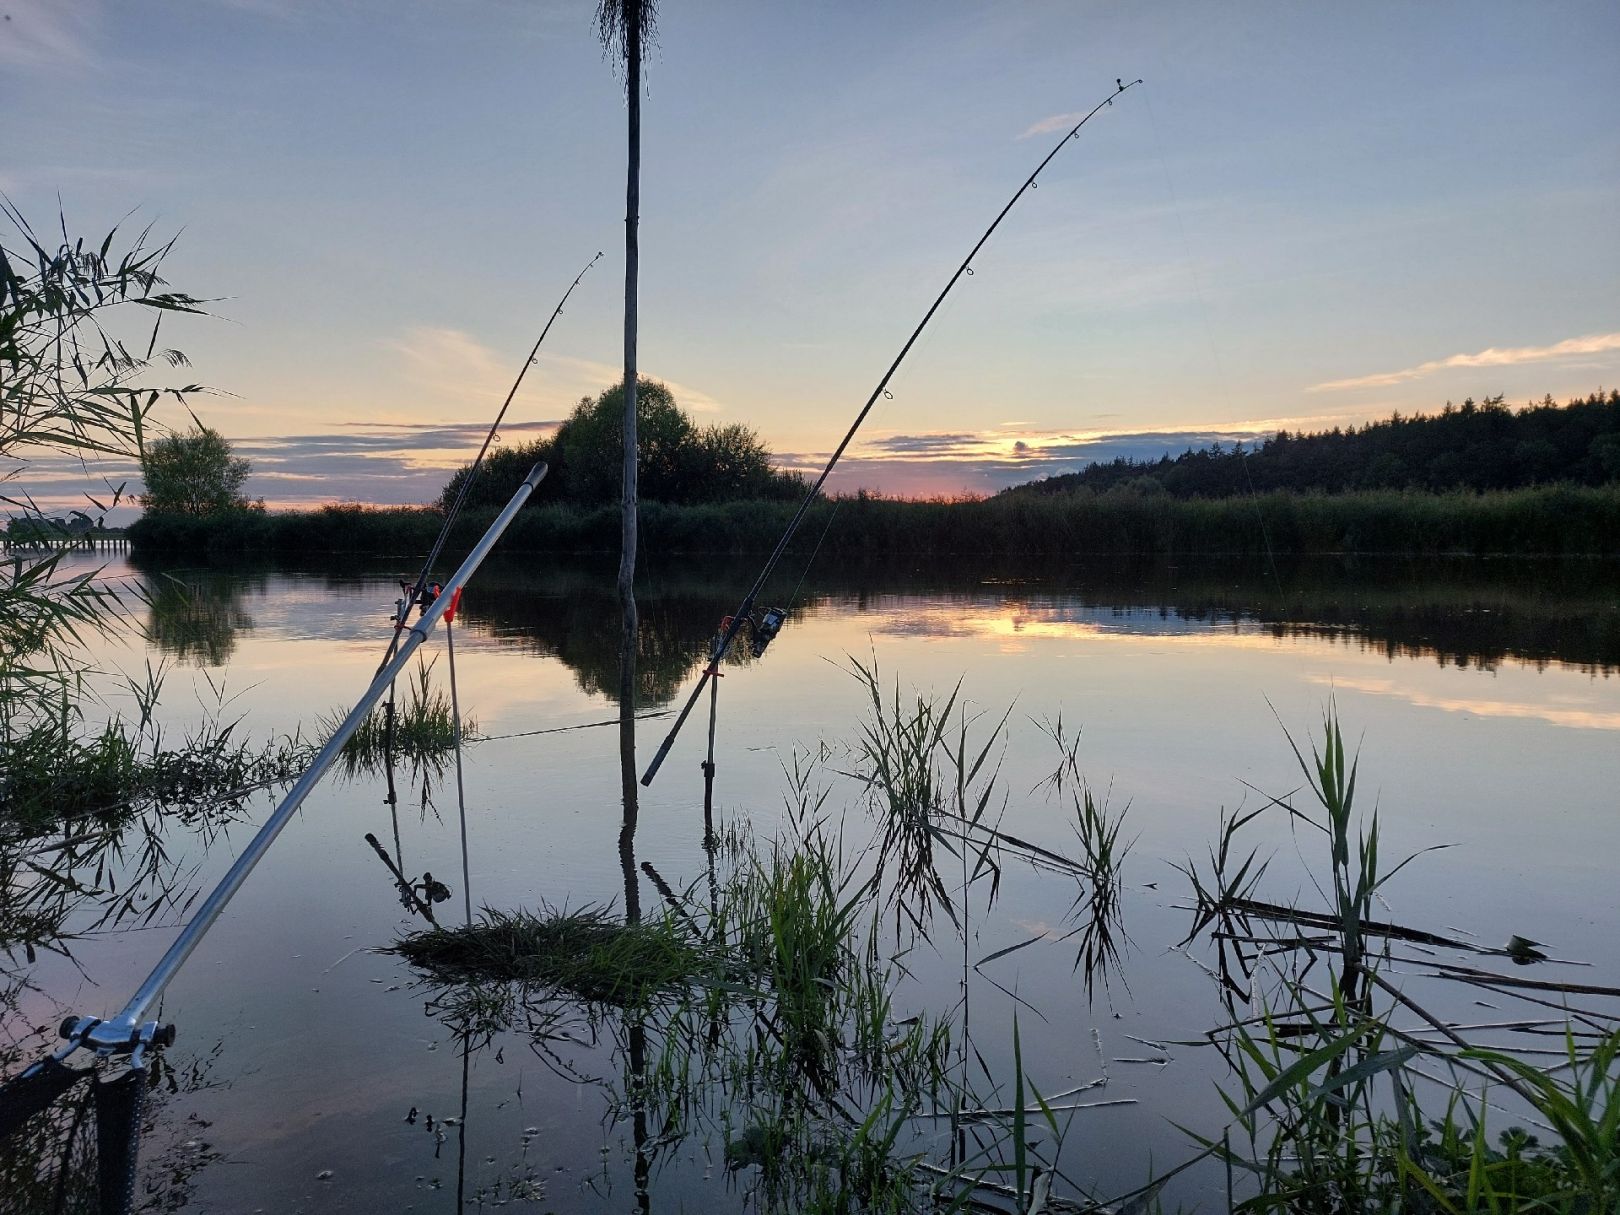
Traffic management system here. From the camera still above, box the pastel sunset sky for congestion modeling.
[5,0,1617,514]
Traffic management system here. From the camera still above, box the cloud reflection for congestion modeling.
[1306,675,1620,732]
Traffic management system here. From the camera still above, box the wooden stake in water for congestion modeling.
[443,587,473,926]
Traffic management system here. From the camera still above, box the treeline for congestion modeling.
[438,377,803,512]
[1008,391,1620,498]
[129,483,1620,560]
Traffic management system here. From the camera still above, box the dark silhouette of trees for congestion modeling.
[1007,391,1620,499]
[436,377,801,513]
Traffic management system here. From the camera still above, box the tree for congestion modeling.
[560,378,693,503]
[139,424,253,515]
[434,377,800,512]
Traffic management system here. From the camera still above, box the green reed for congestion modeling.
[1171,710,1620,1214]
[334,656,473,774]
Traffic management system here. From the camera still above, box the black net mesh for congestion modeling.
[92,1068,146,1215]
[0,1057,99,1212]
[0,1057,86,1141]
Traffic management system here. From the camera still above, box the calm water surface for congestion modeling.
[8,553,1618,1211]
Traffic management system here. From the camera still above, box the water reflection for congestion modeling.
[453,555,1620,697]
[49,549,1614,1209]
[130,555,1620,700]
[457,562,766,706]
[1307,673,1620,731]
[139,564,260,667]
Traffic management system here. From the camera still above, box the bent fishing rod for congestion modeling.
[44,465,547,1068]
[641,77,1142,786]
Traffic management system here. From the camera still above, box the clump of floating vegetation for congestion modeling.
[391,905,701,1009]
[0,668,309,830]
[334,656,474,774]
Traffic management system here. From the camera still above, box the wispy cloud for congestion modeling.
[384,326,515,408]
[1310,332,1620,392]
[1017,112,1083,140]
[775,423,1282,496]
[5,417,571,519]
[0,0,99,70]
[540,355,727,414]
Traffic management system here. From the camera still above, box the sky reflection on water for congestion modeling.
[8,554,1616,1210]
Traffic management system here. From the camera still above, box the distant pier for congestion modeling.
[2,529,130,553]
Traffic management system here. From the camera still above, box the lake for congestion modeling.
[7,551,1618,1211]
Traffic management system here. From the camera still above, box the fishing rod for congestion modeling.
[45,464,547,1068]
[641,77,1142,785]
[382,250,603,673]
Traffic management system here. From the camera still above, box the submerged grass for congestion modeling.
[0,667,309,831]
[1171,709,1620,1214]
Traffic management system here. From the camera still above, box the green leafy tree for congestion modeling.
[560,378,694,503]
[435,377,800,512]
[139,424,253,515]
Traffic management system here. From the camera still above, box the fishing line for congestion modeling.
[479,710,670,743]
[784,497,842,610]
[642,78,1144,785]
[1138,86,1282,593]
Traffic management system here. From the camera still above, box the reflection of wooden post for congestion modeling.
[443,598,473,927]
[381,689,399,810]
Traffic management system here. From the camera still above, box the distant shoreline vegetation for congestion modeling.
[1009,390,1620,498]
[128,484,1620,559]
[129,389,1620,559]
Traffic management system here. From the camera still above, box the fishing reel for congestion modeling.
[390,579,443,629]
[714,607,788,661]
[749,606,787,658]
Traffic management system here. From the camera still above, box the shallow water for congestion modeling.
[7,552,1619,1211]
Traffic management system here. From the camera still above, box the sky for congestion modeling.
[4,0,1618,516]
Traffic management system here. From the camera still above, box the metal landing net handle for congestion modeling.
[54,463,549,1066]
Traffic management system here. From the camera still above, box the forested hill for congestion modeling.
[1005,391,1620,498]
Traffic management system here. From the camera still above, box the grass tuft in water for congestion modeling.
[0,666,309,830]
[391,905,700,1009]
[334,656,473,774]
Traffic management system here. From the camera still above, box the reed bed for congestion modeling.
[332,657,473,775]
[130,483,1620,560]
[1174,710,1620,1212]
